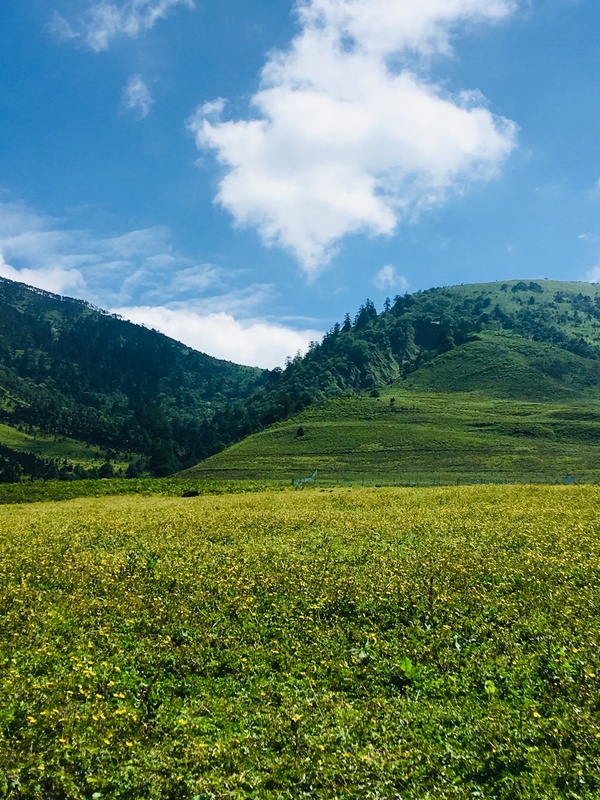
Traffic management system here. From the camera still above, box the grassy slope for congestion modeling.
[1,486,599,799]
[403,331,600,400]
[182,332,600,485]
[0,423,129,467]
[179,280,600,486]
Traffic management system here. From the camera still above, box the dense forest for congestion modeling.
[0,278,264,476]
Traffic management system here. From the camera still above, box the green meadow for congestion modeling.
[1,485,599,799]
[183,386,600,487]
[0,424,127,470]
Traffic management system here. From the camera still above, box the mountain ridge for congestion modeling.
[2,275,600,483]
[0,276,265,479]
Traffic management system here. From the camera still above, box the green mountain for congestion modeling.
[4,276,600,486]
[183,279,600,485]
[193,279,600,449]
[183,386,600,486]
[0,277,264,480]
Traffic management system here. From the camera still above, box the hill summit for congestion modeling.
[196,279,600,448]
[182,279,600,485]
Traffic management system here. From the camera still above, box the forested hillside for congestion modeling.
[0,278,264,478]
[200,280,600,457]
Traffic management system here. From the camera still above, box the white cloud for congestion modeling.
[0,252,85,295]
[585,264,600,283]
[52,0,195,52]
[122,75,154,118]
[0,202,185,304]
[166,264,226,294]
[373,264,408,293]
[0,202,253,310]
[49,12,79,42]
[0,199,320,367]
[112,306,323,368]
[297,0,517,59]
[190,0,518,276]
[0,200,58,238]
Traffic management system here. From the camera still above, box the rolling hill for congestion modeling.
[402,331,600,400]
[182,280,600,485]
[3,275,600,486]
[192,279,600,452]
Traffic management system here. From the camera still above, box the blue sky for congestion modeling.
[1,0,600,367]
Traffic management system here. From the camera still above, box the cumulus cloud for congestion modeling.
[112,306,323,368]
[373,264,409,293]
[122,75,154,118]
[0,252,85,295]
[51,0,195,52]
[190,0,518,276]
[297,0,517,58]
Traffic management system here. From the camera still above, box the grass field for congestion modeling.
[402,332,600,401]
[0,423,130,470]
[182,388,600,487]
[1,485,599,799]
[0,477,274,506]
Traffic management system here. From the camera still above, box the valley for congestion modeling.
[2,277,600,798]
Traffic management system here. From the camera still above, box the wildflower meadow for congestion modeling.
[0,485,599,798]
